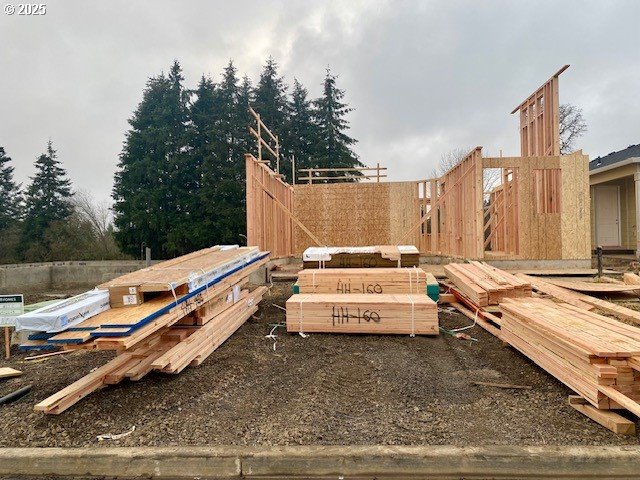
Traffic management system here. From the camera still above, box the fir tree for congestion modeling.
[286,79,319,181]
[0,146,23,231]
[235,75,255,158]
[21,140,73,258]
[112,60,190,258]
[313,68,362,180]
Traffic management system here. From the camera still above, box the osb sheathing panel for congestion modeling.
[292,182,420,256]
[560,152,591,258]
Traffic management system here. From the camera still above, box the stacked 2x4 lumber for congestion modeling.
[286,294,438,335]
[500,298,640,418]
[35,287,266,415]
[294,268,431,295]
[444,261,531,307]
[32,247,270,414]
[302,245,420,269]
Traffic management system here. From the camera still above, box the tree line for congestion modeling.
[0,142,123,264]
[112,58,361,259]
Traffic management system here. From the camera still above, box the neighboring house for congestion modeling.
[589,144,640,254]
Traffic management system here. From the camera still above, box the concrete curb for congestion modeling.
[1,445,640,478]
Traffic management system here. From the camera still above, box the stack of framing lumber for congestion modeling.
[32,246,270,414]
[286,294,438,335]
[500,298,640,419]
[444,261,531,306]
[294,268,431,295]
[302,245,420,269]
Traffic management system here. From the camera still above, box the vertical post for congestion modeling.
[276,136,280,174]
[292,154,296,185]
[377,162,381,182]
[145,247,151,267]
[308,169,312,185]
[596,246,603,278]
[430,179,438,254]
[257,114,262,161]
[245,154,256,248]
[4,326,10,360]
[474,148,485,259]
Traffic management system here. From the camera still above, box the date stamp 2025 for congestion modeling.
[4,3,47,15]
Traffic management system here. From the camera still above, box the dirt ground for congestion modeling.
[1,280,639,448]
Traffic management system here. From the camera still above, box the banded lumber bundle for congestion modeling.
[444,262,531,307]
[34,287,267,415]
[294,268,429,295]
[286,294,438,335]
[302,245,420,269]
[500,298,640,416]
[30,246,270,414]
[100,245,261,306]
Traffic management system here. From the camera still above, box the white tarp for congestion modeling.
[186,246,262,292]
[15,289,110,333]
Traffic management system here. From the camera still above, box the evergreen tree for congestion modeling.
[207,61,245,243]
[21,140,73,259]
[313,68,362,180]
[253,57,289,172]
[235,75,255,158]
[0,146,23,231]
[113,61,190,258]
[285,79,319,181]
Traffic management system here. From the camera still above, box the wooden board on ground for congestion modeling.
[0,367,22,379]
[543,278,640,294]
[568,395,636,435]
[286,293,438,335]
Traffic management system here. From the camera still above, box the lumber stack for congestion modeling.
[286,294,438,335]
[32,246,270,414]
[294,268,439,300]
[302,245,420,269]
[444,261,531,307]
[500,298,640,417]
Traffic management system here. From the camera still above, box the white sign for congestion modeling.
[0,294,24,327]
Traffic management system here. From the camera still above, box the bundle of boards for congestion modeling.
[287,293,438,335]
[32,245,270,414]
[294,267,439,301]
[302,245,420,269]
[444,263,640,434]
[500,298,640,431]
[287,261,438,335]
[444,261,532,306]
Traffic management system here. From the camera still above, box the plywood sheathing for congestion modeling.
[292,181,419,257]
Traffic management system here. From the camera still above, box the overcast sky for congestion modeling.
[1,0,639,205]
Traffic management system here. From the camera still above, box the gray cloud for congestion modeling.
[1,0,638,201]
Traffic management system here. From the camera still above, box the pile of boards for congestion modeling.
[302,245,420,269]
[288,246,438,335]
[28,245,269,414]
[501,298,640,416]
[444,261,531,306]
[445,261,640,434]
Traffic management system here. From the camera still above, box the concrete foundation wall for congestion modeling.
[0,260,148,293]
